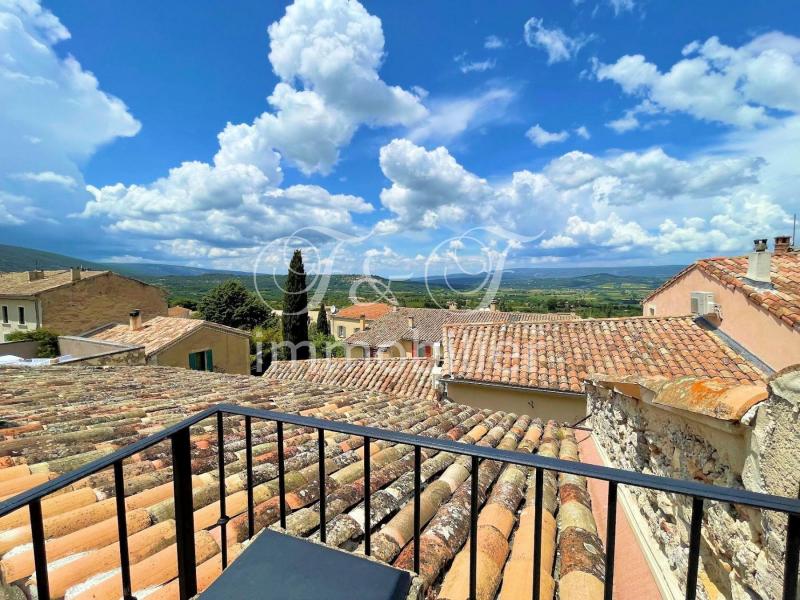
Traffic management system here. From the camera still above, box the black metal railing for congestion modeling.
[1,402,799,600]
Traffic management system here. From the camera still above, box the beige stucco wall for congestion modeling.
[152,326,250,374]
[446,380,587,423]
[0,298,38,341]
[39,273,168,336]
[645,268,800,370]
[331,316,368,340]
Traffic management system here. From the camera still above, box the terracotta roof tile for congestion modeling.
[0,270,108,297]
[348,307,580,348]
[645,253,800,330]
[0,365,603,598]
[588,374,768,422]
[265,357,438,401]
[444,316,764,393]
[88,316,248,356]
[335,302,393,320]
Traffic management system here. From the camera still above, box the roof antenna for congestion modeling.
[793,213,797,248]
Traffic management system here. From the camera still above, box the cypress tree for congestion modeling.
[316,301,330,336]
[282,249,310,359]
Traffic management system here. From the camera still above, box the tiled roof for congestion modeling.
[88,316,249,357]
[587,374,768,422]
[443,316,765,393]
[0,270,107,297]
[347,307,580,348]
[645,253,800,330]
[264,357,438,400]
[167,306,193,318]
[335,302,393,320]
[0,365,604,598]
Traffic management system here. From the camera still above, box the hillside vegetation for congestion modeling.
[0,244,684,318]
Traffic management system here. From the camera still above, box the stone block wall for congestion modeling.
[40,272,167,335]
[587,368,800,600]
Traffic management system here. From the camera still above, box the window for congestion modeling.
[337,326,346,338]
[188,349,213,372]
[17,306,25,325]
[648,305,656,316]
[1,306,7,324]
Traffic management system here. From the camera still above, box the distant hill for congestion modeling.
[0,244,683,315]
[414,265,684,289]
[0,244,245,277]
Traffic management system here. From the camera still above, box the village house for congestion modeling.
[75,312,251,374]
[441,316,766,424]
[330,302,393,341]
[643,236,800,371]
[0,269,167,341]
[346,305,579,359]
[167,305,193,318]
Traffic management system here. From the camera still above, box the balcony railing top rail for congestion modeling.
[2,402,798,600]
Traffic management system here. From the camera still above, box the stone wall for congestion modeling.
[57,346,146,366]
[587,369,800,600]
[40,272,167,335]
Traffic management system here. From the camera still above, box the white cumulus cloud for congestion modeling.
[0,0,140,223]
[523,17,590,64]
[597,32,800,129]
[526,124,570,146]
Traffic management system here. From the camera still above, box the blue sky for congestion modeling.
[2,0,799,277]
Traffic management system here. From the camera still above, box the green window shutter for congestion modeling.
[188,352,199,370]
[204,349,213,372]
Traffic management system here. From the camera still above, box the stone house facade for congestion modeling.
[0,269,167,340]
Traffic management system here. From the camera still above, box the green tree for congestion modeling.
[198,280,275,330]
[316,302,330,336]
[7,329,59,358]
[282,249,310,360]
[311,331,344,358]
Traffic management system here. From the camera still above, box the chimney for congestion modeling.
[490,300,498,312]
[774,235,792,255]
[447,301,457,311]
[745,239,772,285]
[71,267,81,282]
[407,315,415,329]
[391,304,399,313]
[359,314,366,331]
[27,270,44,282]
[129,309,143,331]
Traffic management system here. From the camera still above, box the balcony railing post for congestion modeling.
[318,428,327,543]
[685,497,704,600]
[364,435,371,556]
[277,421,287,529]
[30,498,50,600]
[532,467,544,600]
[171,427,197,600]
[414,444,421,574]
[604,481,618,600]
[783,512,800,600]
[217,411,228,569]
[113,460,134,600]
[245,415,255,540]
[470,455,479,600]
[216,411,228,569]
